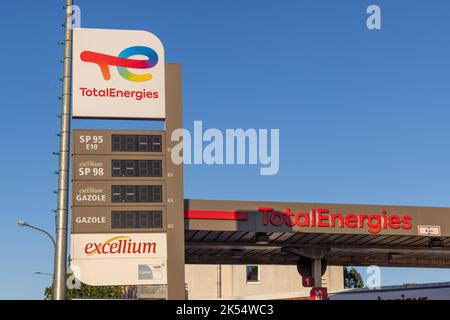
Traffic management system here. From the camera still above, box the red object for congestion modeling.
[80,51,152,80]
[310,287,328,300]
[259,207,412,234]
[302,276,314,287]
[184,209,248,221]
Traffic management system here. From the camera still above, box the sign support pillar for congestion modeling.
[164,64,186,299]
[313,258,322,287]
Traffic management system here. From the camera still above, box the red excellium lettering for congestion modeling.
[258,207,412,234]
[84,236,157,256]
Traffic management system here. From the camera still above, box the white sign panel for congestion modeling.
[71,233,167,285]
[71,258,167,286]
[72,233,167,260]
[72,28,165,119]
[417,225,441,236]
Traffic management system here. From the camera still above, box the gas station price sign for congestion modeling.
[70,63,184,290]
[73,155,165,180]
[72,181,166,207]
[72,207,166,233]
[73,129,165,155]
[72,130,169,227]
[71,130,169,232]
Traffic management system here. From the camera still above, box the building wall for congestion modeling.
[185,264,344,300]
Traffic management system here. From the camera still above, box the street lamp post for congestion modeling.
[18,220,56,248]
[18,219,56,295]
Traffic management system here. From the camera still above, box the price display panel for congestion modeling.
[111,211,163,229]
[112,134,162,152]
[111,160,162,178]
[73,130,165,155]
[72,206,166,233]
[73,155,165,181]
[111,185,163,203]
[72,181,166,207]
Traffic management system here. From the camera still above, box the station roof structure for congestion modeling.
[184,199,450,268]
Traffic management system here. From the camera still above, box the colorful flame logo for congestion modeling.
[80,46,158,82]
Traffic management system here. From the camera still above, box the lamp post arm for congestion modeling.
[26,224,56,248]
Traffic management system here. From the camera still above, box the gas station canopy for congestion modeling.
[184,200,450,268]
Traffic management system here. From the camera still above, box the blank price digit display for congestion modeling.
[111,160,162,177]
[111,185,163,203]
[112,134,162,152]
[111,211,163,229]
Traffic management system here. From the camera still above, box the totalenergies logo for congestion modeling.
[84,235,158,256]
[259,207,413,234]
[80,46,158,82]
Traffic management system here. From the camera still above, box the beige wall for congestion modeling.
[185,264,344,300]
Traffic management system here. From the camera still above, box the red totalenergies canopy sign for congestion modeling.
[185,206,414,235]
[258,207,412,234]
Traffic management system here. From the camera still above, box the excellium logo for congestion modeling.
[84,235,158,256]
[80,46,158,82]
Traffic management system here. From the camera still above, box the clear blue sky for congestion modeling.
[1,0,450,299]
